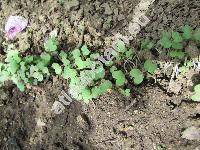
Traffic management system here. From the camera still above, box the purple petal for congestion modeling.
[5,16,28,39]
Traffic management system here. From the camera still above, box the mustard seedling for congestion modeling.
[191,84,200,102]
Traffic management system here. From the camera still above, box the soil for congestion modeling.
[0,0,200,150]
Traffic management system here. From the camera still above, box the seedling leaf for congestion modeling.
[44,37,58,52]
[172,31,183,43]
[112,70,126,86]
[144,59,157,74]
[193,28,200,41]
[115,40,126,53]
[52,63,62,75]
[81,45,90,56]
[169,50,185,59]
[191,84,200,102]
[160,32,172,48]
[182,25,192,40]
[130,69,144,85]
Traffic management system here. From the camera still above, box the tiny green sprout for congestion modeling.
[125,48,134,59]
[120,88,131,97]
[24,55,33,63]
[130,68,144,85]
[90,53,100,60]
[112,70,126,86]
[115,40,126,53]
[6,50,21,75]
[58,0,65,5]
[171,31,183,49]
[110,66,117,73]
[160,32,172,48]
[182,25,192,40]
[171,42,183,50]
[52,63,62,75]
[5,50,21,63]
[74,58,87,69]
[157,144,167,150]
[91,80,112,98]
[94,66,105,80]
[40,53,51,65]
[191,84,200,102]
[62,67,77,80]
[32,71,43,82]
[59,51,70,66]
[16,82,25,92]
[81,44,90,56]
[144,59,157,74]
[99,80,113,94]
[193,28,200,41]
[44,36,58,52]
[81,88,92,103]
[141,38,154,50]
[172,31,183,43]
[169,50,185,59]
[72,49,81,59]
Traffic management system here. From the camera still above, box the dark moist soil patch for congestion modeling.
[0,0,140,54]
[0,79,199,150]
[0,0,200,150]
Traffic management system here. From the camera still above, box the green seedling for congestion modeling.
[1,25,198,103]
[144,59,157,74]
[115,40,126,53]
[157,144,167,150]
[171,31,183,49]
[44,36,58,52]
[141,38,154,50]
[169,50,185,59]
[111,69,126,86]
[193,28,200,41]
[191,84,200,102]
[125,48,134,59]
[130,68,144,85]
[52,63,62,75]
[0,48,51,91]
[160,32,172,48]
[172,31,183,43]
[182,25,192,40]
[120,88,131,97]
[81,44,90,56]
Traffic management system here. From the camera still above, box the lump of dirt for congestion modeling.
[182,126,200,141]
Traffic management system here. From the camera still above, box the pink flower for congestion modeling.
[5,16,28,40]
